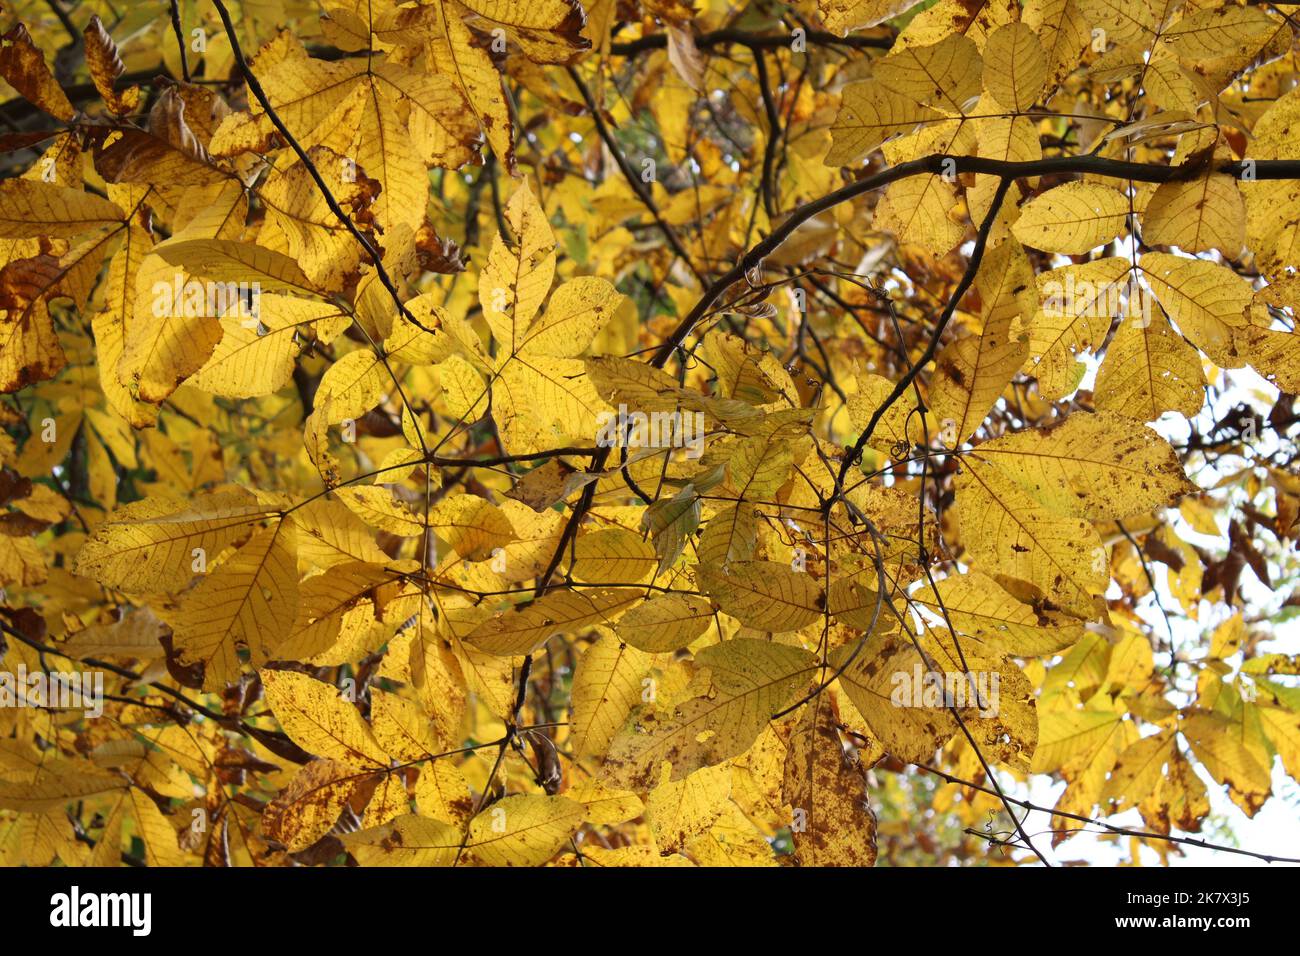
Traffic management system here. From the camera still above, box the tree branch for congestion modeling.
[649,152,1300,369]
[210,0,440,337]
[833,177,1012,495]
[168,0,191,83]
[566,65,706,284]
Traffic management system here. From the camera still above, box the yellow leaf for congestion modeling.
[1023,0,1088,89]
[873,170,965,256]
[1075,0,1157,46]
[92,222,158,427]
[0,768,126,812]
[1143,173,1246,256]
[1140,252,1252,363]
[1101,730,1176,813]
[1031,708,1121,774]
[427,493,515,560]
[1162,6,1278,63]
[727,427,802,501]
[494,354,609,455]
[921,628,1038,771]
[63,608,166,660]
[0,21,76,120]
[847,372,917,454]
[0,179,123,238]
[931,238,1033,445]
[568,528,658,585]
[1231,323,1300,395]
[119,257,222,403]
[334,485,426,537]
[129,788,188,867]
[1012,182,1129,254]
[1138,747,1210,835]
[259,669,391,767]
[1095,293,1207,421]
[371,61,479,166]
[465,587,643,655]
[152,238,319,295]
[263,758,377,852]
[193,295,342,397]
[897,0,1018,50]
[697,503,759,570]
[515,276,623,359]
[278,564,390,660]
[428,1,516,170]
[1182,711,1271,817]
[874,35,982,115]
[643,762,731,852]
[831,635,958,764]
[311,347,390,424]
[685,802,778,866]
[480,182,555,355]
[911,571,1083,656]
[17,810,82,866]
[982,23,1047,112]
[818,0,919,34]
[1258,706,1300,782]
[1027,256,1130,399]
[342,813,459,866]
[414,762,474,824]
[961,411,1195,520]
[74,490,274,593]
[955,455,1107,617]
[698,560,824,632]
[570,634,652,759]
[173,521,299,690]
[465,794,583,866]
[616,592,714,652]
[826,83,941,167]
[601,639,816,788]
[1103,630,1154,689]
[370,687,446,761]
[568,777,644,827]
[782,703,878,866]
[292,498,393,570]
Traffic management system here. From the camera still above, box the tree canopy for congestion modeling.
[0,0,1298,868]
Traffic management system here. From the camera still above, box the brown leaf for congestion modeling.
[782,702,879,867]
[0,23,75,121]
[83,16,140,116]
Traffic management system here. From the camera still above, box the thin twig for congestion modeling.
[168,0,190,82]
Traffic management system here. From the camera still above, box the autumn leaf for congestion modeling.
[1,0,1297,874]
[259,669,391,768]
[602,639,816,789]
